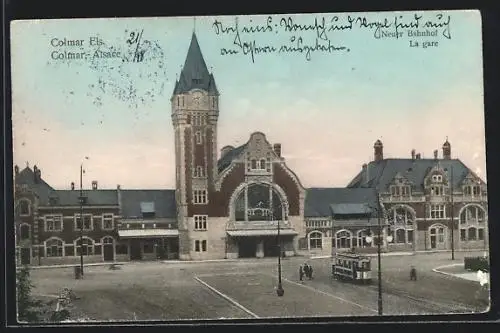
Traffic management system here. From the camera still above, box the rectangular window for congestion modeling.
[430,205,446,219]
[194,215,208,230]
[391,186,400,196]
[431,186,443,196]
[460,229,467,241]
[102,214,114,230]
[45,215,63,231]
[202,240,207,252]
[251,159,257,170]
[407,230,414,243]
[473,186,481,196]
[193,190,207,204]
[478,229,484,241]
[464,186,472,196]
[75,214,93,230]
[401,186,410,196]
[195,240,200,252]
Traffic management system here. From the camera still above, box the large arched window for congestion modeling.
[234,183,286,222]
[357,229,371,248]
[429,223,446,249]
[387,206,414,244]
[75,237,94,256]
[45,237,64,257]
[335,230,352,249]
[309,231,323,249]
[459,205,486,242]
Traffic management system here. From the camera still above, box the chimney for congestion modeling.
[416,153,421,160]
[442,138,451,160]
[220,145,234,159]
[71,182,75,190]
[411,149,416,160]
[14,165,19,175]
[374,140,383,162]
[117,184,122,216]
[433,149,438,160]
[273,143,282,157]
[92,180,98,190]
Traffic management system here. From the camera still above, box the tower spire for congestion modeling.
[193,16,196,33]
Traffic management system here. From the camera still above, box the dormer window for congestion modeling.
[391,186,400,196]
[251,159,257,170]
[141,202,155,219]
[430,185,444,196]
[472,185,481,196]
[401,186,410,196]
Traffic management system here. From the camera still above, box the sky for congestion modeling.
[10,10,485,189]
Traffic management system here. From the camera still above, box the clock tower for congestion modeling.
[171,32,219,260]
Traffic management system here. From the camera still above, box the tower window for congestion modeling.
[194,166,205,178]
[177,96,179,107]
[195,131,202,145]
[193,190,207,204]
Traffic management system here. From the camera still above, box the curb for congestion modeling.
[28,262,127,270]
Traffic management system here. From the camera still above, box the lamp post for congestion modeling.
[79,163,85,277]
[275,208,284,297]
[365,191,393,316]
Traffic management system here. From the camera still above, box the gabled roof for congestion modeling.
[120,190,177,219]
[347,158,475,191]
[217,143,247,173]
[173,32,219,95]
[304,188,377,218]
[15,166,54,203]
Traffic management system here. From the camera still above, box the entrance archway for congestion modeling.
[102,236,115,261]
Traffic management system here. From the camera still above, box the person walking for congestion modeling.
[410,266,417,281]
[309,264,314,280]
[304,263,310,279]
[299,265,304,281]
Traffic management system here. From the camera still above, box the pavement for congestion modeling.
[26,251,490,321]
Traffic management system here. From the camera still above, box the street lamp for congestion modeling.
[78,157,89,278]
[274,208,284,297]
[365,191,393,316]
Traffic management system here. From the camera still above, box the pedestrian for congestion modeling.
[410,266,417,281]
[309,264,314,280]
[299,265,304,281]
[304,263,310,279]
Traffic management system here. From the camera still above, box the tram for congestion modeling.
[332,252,372,284]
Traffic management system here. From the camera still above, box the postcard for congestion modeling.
[10,10,489,323]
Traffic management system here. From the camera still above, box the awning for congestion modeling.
[227,229,298,237]
[118,229,179,238]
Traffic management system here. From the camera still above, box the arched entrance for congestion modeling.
[102,236,115,261]
[227,181,293,258]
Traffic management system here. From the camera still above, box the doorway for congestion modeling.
[20,248,31,265]
[263,237,280,257]
[102,237,115,261]
[130,240,142,260]
[238,238,257,258]
[429,225,446,250]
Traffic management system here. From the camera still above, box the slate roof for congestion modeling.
[347,158,476,191]
[15,167,55,204]
[304,188,377,218]
[52,190,118,206]
[173,32,219,95]
[120,190,177,219]
[217,143,248,173]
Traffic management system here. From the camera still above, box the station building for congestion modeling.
[14,32,488,265]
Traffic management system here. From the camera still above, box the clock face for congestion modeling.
[192,92,202,107]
